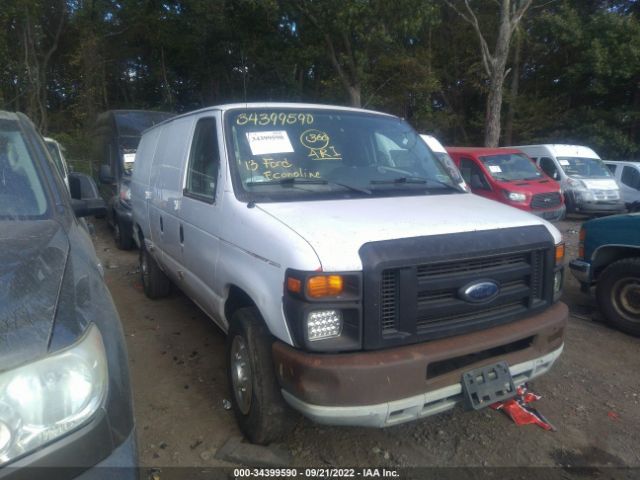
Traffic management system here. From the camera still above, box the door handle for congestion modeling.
[179,224,184,244]
[160,216,163,232]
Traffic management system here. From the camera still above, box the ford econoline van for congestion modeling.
[512,144,625,215]
[131,103,568,444]
[447,147,565,221]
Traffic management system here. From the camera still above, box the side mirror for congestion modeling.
[71,197,107,218]
[99,164,115,184]
[68,172,101,200]
[68,172,106,217]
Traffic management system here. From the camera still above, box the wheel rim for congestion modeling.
[230,335,253,415]
[612,277,640,323]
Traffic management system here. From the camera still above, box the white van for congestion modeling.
[603,160,640,207]
[131,103,568,444]
[512,144,624,215]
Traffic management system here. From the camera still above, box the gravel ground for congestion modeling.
[91,215,640,472]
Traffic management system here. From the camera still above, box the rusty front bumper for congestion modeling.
[272,302,568,427]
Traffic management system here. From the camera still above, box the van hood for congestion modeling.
[0,220,69,371]
[256,193,559,271]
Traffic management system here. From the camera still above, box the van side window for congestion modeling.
[606,164,617,174]
[185,117,219,202]
[621,166,640,190]
[539,157,559,180]
[460,158,490,190]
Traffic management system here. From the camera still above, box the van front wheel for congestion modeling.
[139,245,171,299]
[227,307,293,445]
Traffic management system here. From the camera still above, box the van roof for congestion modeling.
[511,144,600,159]
[446,146,525,156]
[143,102,396,133]
[603,160,640,164]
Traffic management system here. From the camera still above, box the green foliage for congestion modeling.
[0,0,637,158]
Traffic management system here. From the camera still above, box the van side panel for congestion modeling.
[149,116,195,271]
[131,126,162,241]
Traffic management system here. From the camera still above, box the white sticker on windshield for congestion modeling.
[559,159,570,166]
[246,131,294,156]
[488,165,502,173]
[123,153,136,163]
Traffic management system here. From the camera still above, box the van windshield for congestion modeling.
[225,109,461,202]
[556,156,611,178]
[480,153,543,181]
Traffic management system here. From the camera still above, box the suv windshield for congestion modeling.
[557,156,611,178]
[0,120,49,218]
[225,109,460,202]
[480,153,542,181]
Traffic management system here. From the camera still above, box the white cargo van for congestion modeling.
[132,103,568,444]
[512,144,624,215]
[603,160,640,207]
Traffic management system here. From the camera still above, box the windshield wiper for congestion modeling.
[246,178,329,187]
[246,177,371,194]
[371,176,463,192]
[370,176,427,185]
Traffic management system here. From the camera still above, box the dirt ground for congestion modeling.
[91,216,640,471]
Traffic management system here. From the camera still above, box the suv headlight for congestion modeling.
[0,325,108,466]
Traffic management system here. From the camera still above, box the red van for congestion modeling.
[447,147,565,221]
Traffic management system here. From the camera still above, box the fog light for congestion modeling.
[307,310,343,341]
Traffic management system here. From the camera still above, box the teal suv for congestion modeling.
[570,213,640,336]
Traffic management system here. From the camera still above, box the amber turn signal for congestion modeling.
[578,228,585,259]
[286,277,302,294]
[555,243,565,264]
[307,275,344,298]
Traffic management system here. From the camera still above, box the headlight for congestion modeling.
[0,325,108,465]
[566,177,586,190]
[119,184,132,203]
[505,191,527,202]
[307,310,343,341]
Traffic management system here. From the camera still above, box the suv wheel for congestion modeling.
[114,218,134,250]
[139,244,171,299]
[226,307,294,444]
[596,257,640,336]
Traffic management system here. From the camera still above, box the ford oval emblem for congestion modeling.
[459,280,500,303]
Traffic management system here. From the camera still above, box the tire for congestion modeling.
[139,244,171,299]
[226,307,294,445]
[596,257,640,336]
[114,217,134,250]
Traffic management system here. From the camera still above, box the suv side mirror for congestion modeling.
[68,172,101,200]
[99,164,115,184]
[71,197,107,218]
[68,172,107,217]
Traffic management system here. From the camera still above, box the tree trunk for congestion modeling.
[348,85,361,108]
[504,27,521,145]
[485,73,506,147]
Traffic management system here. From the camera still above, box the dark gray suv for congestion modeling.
[0,111,137,478]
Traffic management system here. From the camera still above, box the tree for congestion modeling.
[444,0,533,146]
